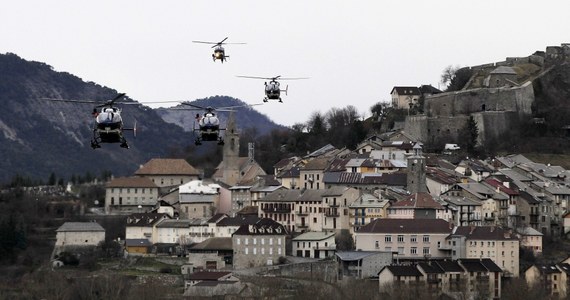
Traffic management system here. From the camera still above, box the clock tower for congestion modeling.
[407,142,427,194]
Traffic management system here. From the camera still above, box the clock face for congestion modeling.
[413,159,418,164]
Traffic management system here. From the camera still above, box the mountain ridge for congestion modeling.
[0,53,284,183]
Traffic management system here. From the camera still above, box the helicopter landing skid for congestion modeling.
[91,141,101,149]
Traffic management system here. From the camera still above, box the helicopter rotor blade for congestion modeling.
[40,98,99,104]
[219,37,228,44]
[192,41,219,45]
[180,102,206,110]
[278,77,310,80]
[236,75,272,80]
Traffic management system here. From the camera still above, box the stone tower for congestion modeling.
[407,142,427,194]
[223,111,240,186]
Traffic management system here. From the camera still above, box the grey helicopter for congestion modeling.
[237,75,309,102]
[171,102,262,145]
[42,93,139,149]
[192,37,246,63]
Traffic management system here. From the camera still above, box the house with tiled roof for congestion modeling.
[295,189,325,232]
[440,195,483,226]
[187,237,233,270]
[390,86,421,109]
[458,258,503,298]
[154,218,193,245]
[516,226,543,255]
[525,263,570,298]
[232,218,288,269]
[54,222,105,255]
[125,212,170,241]
[322,187,360,233]
[254,189,300,233]
[348,193,390,233]
[105,176,159,214]
[300,157,330,190]
[355,218,453,260]
[134,158,200,188]
[336,251,393,279]
[448,226,519,277]
[292,231,336,258]
[387,192,449,221]
[323,171,407,191]
[426,167,461,197]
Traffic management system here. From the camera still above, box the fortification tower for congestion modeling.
[407,142,427,194]
[223,111,240,186]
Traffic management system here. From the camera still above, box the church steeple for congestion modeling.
[222,111,240,185]
[407,142,427,194]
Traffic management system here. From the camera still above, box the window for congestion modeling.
[397,235,404,243]
[423,247,430,255]
[423,235,430,243]
[411,235,417,243]
[385,235,392,243]
[411,247,417,255]
[237,238,241,245]
[245,248,249,255]
[278,248,282,255]
[253,248,257,255]
[375,241,379,249]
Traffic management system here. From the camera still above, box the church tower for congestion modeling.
[222,111,240,185]
[407,142,427,194]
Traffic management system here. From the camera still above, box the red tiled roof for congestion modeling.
[391,192,444,209]
[484,178,519,195]
[357,218,452,234]
[134,158,199,176]
[106,176,157,188]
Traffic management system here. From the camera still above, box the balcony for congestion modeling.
[296,210,309,216]
[329,203,340,208]
[297,223,309,229]
[262,207,292,213]
[325,211,340,217]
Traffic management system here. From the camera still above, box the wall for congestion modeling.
[187,252,226,269]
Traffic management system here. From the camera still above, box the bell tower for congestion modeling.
[223,111,240,185]
[407,142,427,194]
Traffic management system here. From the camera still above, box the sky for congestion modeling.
[1,0,569,126]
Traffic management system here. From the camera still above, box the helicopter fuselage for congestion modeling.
[92,108,130,148]
[264,81,283,101]
[194,112,224,145]
[213,47,226,62]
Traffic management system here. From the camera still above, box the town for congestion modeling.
[1,43,570,299]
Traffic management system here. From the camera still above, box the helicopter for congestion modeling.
[172,102,262,145]
[192,37,246,63]
[42,93,138,149]
[237,75,309,102]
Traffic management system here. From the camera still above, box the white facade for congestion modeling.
[55,222,105,247]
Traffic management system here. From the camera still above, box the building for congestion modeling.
[187,237,233,270]
[256,189,299,233]
[125,213,170,241]
[54,222,105,254]
[448,226,519,277]
[292,231,336,258]
[134,158,200,189]
[525,263,570,298]
[125,238,152,255]
[178,180,221,218]
[105,176,159,214]
[348,193,390,233]
[321,186,360,233]
[387,192,449,220]
[390,86,421,109]
[355,218,453,260]
[232,218,288,269]
[300,158,329,190]
[516,226,543,256]
[336,251,393,279]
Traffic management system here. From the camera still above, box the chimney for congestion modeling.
[490,226,495,233]
[469,225,476,235]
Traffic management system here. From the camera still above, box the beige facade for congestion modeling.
[55,222,105,247]
[232,220,287,269]
[134,158,201,188]
[322,187,360,233]
[391,87,421,109]
[105,177,159,214]
[355,219,453,260]
[292,232,336,258]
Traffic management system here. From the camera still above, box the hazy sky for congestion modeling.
[2,0,569,126]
